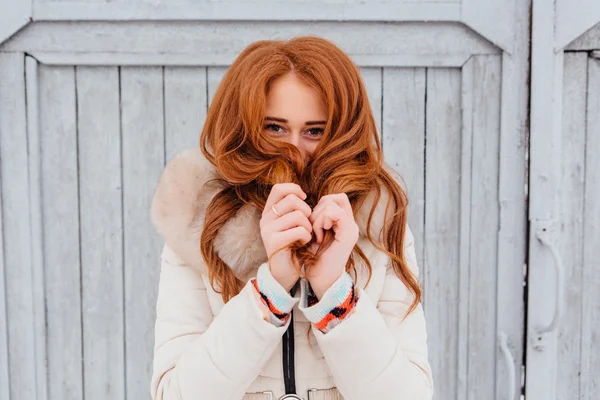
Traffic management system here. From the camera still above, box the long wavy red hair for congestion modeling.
[199,36,421,314]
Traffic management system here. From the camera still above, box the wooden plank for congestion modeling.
[556,0,600,49]
[566,23,600,50]
[32,1,461,22]
[381,68,426,279]
[527,1,564,397]
[121,67,165,399]
[38,65,82,400]
[581,57,600,399]
[0,82,9,400]
[424,67,462,400]
[25,55,49,400]
[359,67,382,141]
[0,52,37,400]
[457,59,474,400]
[27,51,476,69]
[555,52,589,400]
[207,66,228,105]
[2,21,499,66]
[495,0,530,397]
[76,66,125,400]
[461,0,513,52]
[164,67,207,161]
[465,55,502,400]
[0,0,31,45]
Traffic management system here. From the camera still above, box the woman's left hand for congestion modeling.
[307,193,359,299]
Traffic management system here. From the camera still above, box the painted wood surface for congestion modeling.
[120,67,165,399]
[581,56,600,399]
[76,66,125,400]
[0,21,498,68]
[0,52,38,400]
[424,67,462,400]
[39,65,82,400]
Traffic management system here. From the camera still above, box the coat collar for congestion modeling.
[150,148,392,280]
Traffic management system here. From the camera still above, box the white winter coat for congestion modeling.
[149,148,434,400]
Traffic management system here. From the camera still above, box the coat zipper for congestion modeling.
[282,283,298,394]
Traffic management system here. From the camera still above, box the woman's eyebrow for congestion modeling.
[265,116,326,125]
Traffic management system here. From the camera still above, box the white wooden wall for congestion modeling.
[0,1,596,400]
[526,2,600,398]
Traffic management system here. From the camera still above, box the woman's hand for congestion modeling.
[307,193,359,299]
[260,183,313,292]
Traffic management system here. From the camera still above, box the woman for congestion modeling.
[150,36,433,400]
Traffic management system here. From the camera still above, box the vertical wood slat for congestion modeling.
[465,54,502,400]
[76,66,125,400]
[207,67,228,106]
[121,67,165,399]
[0,52,37,400]
[39,65,83,400]
[164,67,208,161]
[0,55,12,400]
[457,59,474,400]
[25,55,49,400]
[581,56,600,400]
[424,67,462,400]
[359,67,382,139]
[495,0,529,396]
[381,68,426,278]
[556,52,588,400]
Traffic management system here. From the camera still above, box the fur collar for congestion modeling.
[150,148,393,280]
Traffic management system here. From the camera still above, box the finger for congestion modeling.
[274,194,312,218]
[275,226,312,247]
[315,193,353,218]
[264,183,307,216]
[312,204,340,243]
[269,210,313,234]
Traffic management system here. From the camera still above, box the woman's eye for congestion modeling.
[265,124,284,134]
[306,128,324,138]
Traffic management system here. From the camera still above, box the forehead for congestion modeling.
[265,73,326,121]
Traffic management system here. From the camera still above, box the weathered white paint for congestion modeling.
[495,0,530,397]
[359,67,382,140]
[39,65,82,400]
[76,66,125,400]
[25,55,49,400]
[0,52,38,400]
[120,67,165,399]
[32,1,462,23]
[27,0,520,52]
[164,67,207,161]
[567,23,600,50]
[0,0,31,44]
[461,0,514,52]
[466,55,502,400]
[557,52,588,400]
[556,0,600,49]
[207,66,228,103]
[381,68,426,274]
[424,68,462,400]
[458,58,474,400]
[581,56,600,399]
[0,21,499,68]
[0,96,9,400]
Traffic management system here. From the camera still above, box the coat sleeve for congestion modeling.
[309,225,434,400]
[150,245,288,400]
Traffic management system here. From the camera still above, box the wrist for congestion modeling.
[308,273,344,300]
[269,265,299,292]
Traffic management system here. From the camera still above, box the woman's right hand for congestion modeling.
[260,183,313,292]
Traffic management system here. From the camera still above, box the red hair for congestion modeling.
[199,36,421,315]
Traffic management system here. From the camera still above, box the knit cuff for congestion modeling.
[251,262,299,325]
[299,271,358,333]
